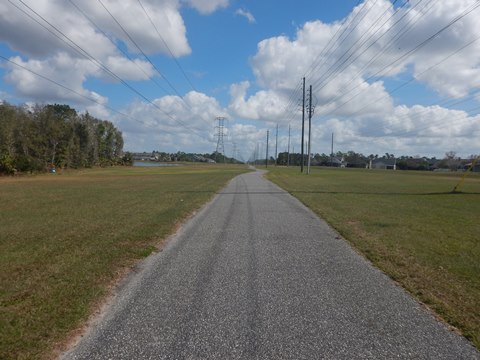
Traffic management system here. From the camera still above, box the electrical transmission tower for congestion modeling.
[215,116,226,163]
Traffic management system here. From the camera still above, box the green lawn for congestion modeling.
[0,164,248,360]
[266,166,480,349]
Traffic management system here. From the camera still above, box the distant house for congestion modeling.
[132,152,151,161]
[330,157,347,168]
[464,160,480,173]
[370,158,396,170]
[192,154,206,162]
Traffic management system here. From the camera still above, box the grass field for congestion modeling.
[0,164,249,360]
[266,166,480,349]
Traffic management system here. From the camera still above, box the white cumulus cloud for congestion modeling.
[230,0,480,157]
[182,0,229,15]
[0,0,194,107]
[235,8,255,23]
[116,91,227,152]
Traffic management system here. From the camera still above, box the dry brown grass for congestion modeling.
[0,164,248,359]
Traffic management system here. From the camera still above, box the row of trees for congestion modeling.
[276,151,393,167]
[134,151,241,164]
[275,151,477,171]
[0,102,126,174]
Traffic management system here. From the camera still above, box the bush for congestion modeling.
[0,153,16,175]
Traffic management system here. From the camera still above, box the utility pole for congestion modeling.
[215,116,226,163]
[301,77,305,173]
[275,124,278,166]
[266,130,269,168]
[307,84,314,174]
[287,124,291,167]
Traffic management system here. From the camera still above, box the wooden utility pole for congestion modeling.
[307,84,313,174]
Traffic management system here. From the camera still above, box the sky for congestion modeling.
[1,0,480,161]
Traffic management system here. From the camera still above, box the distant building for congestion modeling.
[370,158,396,170]
[464,160,480,173]
[330,157,347,168]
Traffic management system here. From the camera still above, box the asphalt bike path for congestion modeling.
[63,170,479,359]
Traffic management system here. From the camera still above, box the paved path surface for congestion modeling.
[63,170,479,359]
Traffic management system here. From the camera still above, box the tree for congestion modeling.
[0,103,126,174]
[344,151,367,168]
[444,151,461,171]
[0,103,17,173]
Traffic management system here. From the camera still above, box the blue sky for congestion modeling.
[1,0,480,159]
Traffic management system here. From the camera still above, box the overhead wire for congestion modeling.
[0,54,179,137]
[282,0,376,125]
[372,102,480,141]
[373,80,480,141]
[279,80,303,124]
[310,0,403,91]
[136,0,198,93]
[368,87,480,138]
[313,0,436,116]
[67,0,170,96]
[320,0,480,119]
[304,0,375,83]
[9,0,210,141]
[67,0,209,136]
[280,0,479,156]
[279,0,368,127]
[348,33,480,120]
[311,0,408,91]
[95,0,191,109]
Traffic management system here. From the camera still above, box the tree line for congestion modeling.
[133,151,242,164]
[275,150,478,171]
[0,102,127,174]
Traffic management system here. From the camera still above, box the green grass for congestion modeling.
[0,164,249,360]
[266,167,480,349]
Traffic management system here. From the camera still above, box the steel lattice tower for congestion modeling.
[215,117,226,162]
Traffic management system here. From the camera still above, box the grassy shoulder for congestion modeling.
[266,166,480,349]
[0,164,249,360]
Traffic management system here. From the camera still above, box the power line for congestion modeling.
[380,101,480,140]
[67,0,170,96]
[347,33,480,120]
[95,0,188,105]
[9,0,209,141]
[136,0,198,93]
[280,1,480,156]
[310,0,399,90]
[317,1,480,119]
[283,0,384,123]
[281,1,371,125]
[309,0,435,119]
[304,0,374,81]
[0,54,179,137]
[311,0,407,91]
